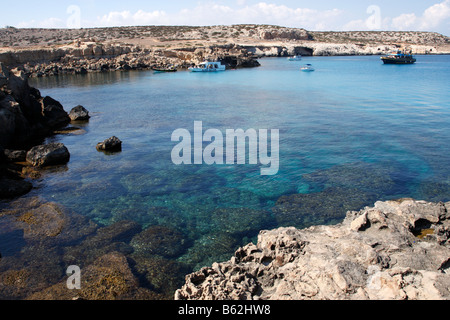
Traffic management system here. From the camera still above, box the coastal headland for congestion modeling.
[1,25,449,76]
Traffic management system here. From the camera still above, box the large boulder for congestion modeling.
[0,62,70,148]
[96,136,122,152]
[26,143,70,167]
[41,96,70,129]
[69,105,90,121]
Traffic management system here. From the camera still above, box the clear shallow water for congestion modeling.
[5,55,450,296]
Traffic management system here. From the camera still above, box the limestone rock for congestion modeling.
[69,105,90,121]
[175,199,450,300]
[96,136,122,152]
[26,143,70,167]
[40,96,70,129]
[0,63,69,147]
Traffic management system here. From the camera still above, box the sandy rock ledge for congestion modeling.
[175,199,450,300]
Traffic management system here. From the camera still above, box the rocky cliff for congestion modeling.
[0,62,69,147]
[0,62,71,199]
[175,199,450,300]
[0,42,260,77]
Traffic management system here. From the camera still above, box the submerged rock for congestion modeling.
[179,232,241,271]
[418,181,450,203]
[300,162,401,197]
[273,187,375,228]
[26,142,70,167]
[96,136,122,152]
[0,197,97,244]
[208,207,275,237]
[175,199,450,300]
[69,105,90,121]
[27,252,160,300]
[131,254,189,299]
[0,178,33,199]
[63,220,141,265]
[131,225,187,258]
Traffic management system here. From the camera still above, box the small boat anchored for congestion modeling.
[188,61,226,72]
[381,50,416,64]
[287,55,302,61]
[301,64,315,72]
[152,65,177,73]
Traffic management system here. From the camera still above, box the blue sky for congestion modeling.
[2,0,449,35]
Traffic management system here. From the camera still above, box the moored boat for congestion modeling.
[188,61,226,72]
[288,55,302,61]
[152,65,177,72]
[381,50,416,64]
[301,64,315,72]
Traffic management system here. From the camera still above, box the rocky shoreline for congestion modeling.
[175,199,450,300]
[0,42,261,77]
[1,25,449,77]
[0,62,92,199]
[2,196,447,300]
[1,25,450,301]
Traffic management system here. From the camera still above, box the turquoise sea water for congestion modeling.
[3,55,450,297]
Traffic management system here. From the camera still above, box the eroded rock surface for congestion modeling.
[96,136,122,152]
[26,142,70,167]
[69,105,90,121]
[175,199,450,300]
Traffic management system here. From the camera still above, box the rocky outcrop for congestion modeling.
[0,62,70,148]
[96,136,122,152]
[260,27,311,41]
[0,42,261,77]
[26,142,70,167]
[175,199,450,300]
[69,105,90,121]
[0,62,72,198]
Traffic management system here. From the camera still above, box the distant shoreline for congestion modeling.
[1,25,449,77]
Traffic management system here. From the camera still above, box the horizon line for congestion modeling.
[2,24,448,37]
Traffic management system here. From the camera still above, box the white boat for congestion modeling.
[188,61,226,72]
[287,55,302,61]
[301,64,315,72]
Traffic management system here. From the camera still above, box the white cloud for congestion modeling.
[342,19,366,31]
[390,0,450,32]
[343,0,450,33]
[12,1,450,34]
[420,0,450,29]
[94,2,343,30]
[98,9,168,26]
[17,17,65,28]
[392,13,417,31]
